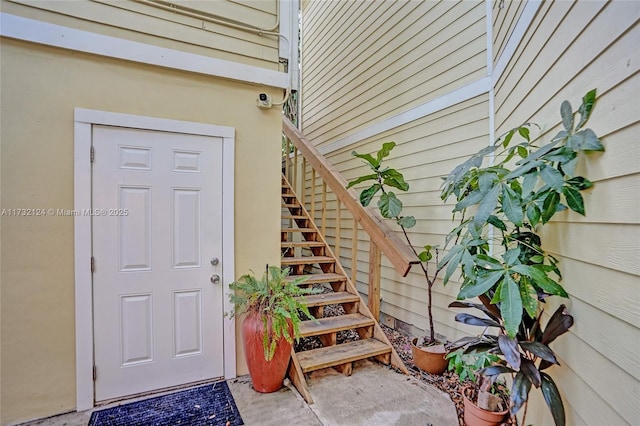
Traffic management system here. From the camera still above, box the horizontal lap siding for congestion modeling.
[492,0,525,63]
[301,0,487,149]
[315,96,489,343]
[3,0,280,68]
[495,1,640,424]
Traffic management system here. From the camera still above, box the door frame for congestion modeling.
[74,108,236,411]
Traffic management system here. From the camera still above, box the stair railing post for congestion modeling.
[301,158,306,207]
[311,168,316,221]
[335,199,341,260]
[368,241,381,321]
[321,181,327,236]
[285,137,291,179]
[351,218,358,285]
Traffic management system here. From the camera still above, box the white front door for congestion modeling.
[92,125,224,402]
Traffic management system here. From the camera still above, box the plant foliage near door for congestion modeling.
[228,265,316,360]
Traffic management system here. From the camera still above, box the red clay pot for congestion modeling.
[242,312,293,393]
[462,386,509,426]
[411,337,448,375]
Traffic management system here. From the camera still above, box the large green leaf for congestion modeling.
[376,141,396,164]
[522,171,538,196]
[458,270,503,299]
[351,151,379,168]
[442,246,464,285]
[541,372,566,426]
[519,278,538,318]
[381,168,409,191]
[360,184,381,207]
[473,185,500,227]
[526,202,541,227]
[505,159,543,180]
[502,185,524,226]
[346,173,378,189]
[560,100,573,132]
[378,192,402,218]
[397,215,416,228]
[487,215,507,231]
[576,89,597,130]
[540,165,565,192]
[500,275,523,338]
[563,186,585,215]
[576,128,605,152]
[454,189,483,212]
[541,191,560,223]
[566,176,593,190]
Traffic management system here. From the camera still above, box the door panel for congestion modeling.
[92,126,224,402]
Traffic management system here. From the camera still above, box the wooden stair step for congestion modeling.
[296,339,391,373]
[282,228,316,233]
[282,203,300,208]
[282,215,307,220]
[282,256,334,266]
[299,313,374,337]
[300,292,360,307]
[284,273,346,284]
[282,193,296,198]
[281,241,325,249]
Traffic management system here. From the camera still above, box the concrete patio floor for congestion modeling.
[19,361,458,426]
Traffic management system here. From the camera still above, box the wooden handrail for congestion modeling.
[283,117,418,277]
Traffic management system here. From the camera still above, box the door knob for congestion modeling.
[210,274,221,285]
[210,257,219,266]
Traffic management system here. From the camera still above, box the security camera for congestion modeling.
[257,93,272,109]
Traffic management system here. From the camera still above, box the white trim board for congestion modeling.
[0,12,288,89]
[74,108,236,411]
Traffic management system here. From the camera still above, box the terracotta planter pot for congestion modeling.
[462,386,509,426]
[242,312,293,393]
[411,337,448,375]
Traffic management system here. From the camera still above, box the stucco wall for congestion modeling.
[0,39,282,425]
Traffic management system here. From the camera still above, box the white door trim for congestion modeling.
[74,108,236,411]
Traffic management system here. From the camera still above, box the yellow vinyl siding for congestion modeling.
[493,1,639,424]
[2,0,280,69]
[312,96,489,342]
[301,0,487,148]
[492,0,526,63]
[301,0,639,424]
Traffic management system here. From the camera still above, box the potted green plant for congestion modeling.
[227,265,317,393]
[450,300,574,426]
[347,143,448,374]
[439,89,604,425]
[447,348,509,426]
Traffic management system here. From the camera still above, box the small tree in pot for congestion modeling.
[347,144,448,374]
[228,265,318,392]
[439,89,604,425]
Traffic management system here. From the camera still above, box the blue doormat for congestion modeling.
[88,381,244,426]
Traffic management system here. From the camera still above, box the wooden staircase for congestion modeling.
[281,175,409,403]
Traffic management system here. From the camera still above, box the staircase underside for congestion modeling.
[281,175,408,403]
